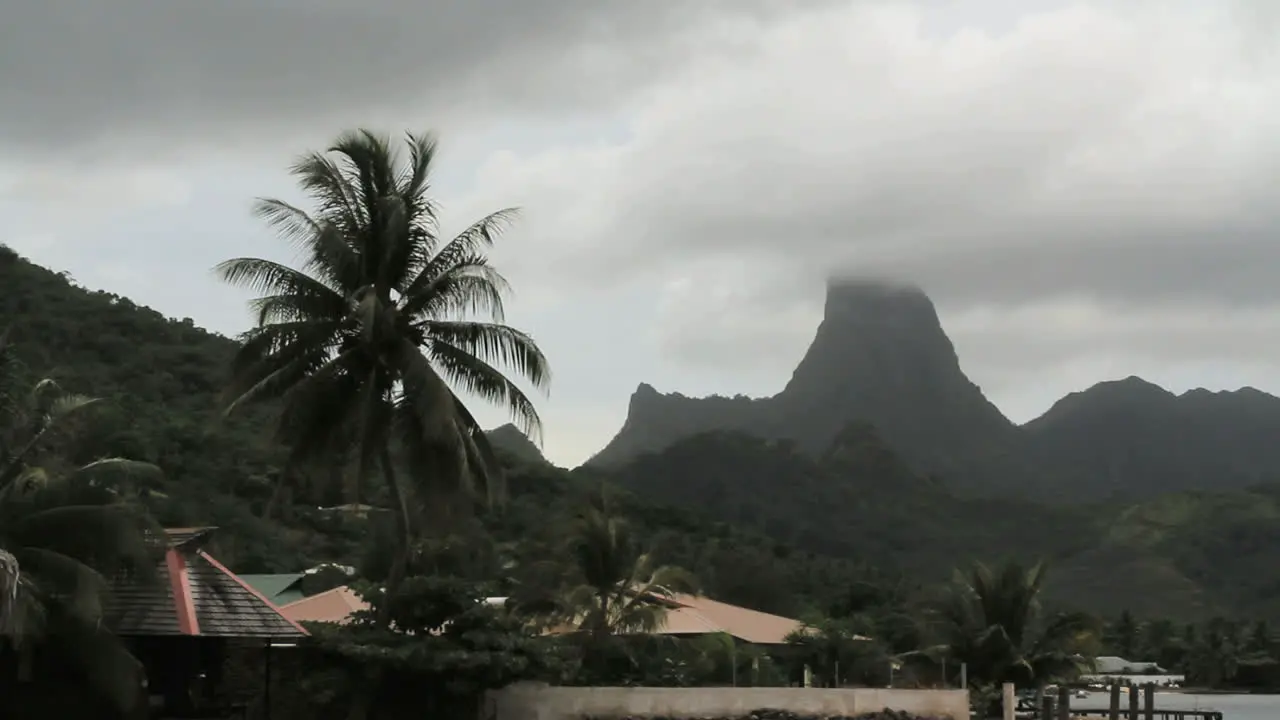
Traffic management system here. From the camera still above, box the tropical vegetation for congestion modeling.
[5,126,1280,718]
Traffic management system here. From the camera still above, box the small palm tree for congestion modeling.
[217,130,550,598]
[562,490,696,641]
[0,339,159,711]
[918,560,1098,690]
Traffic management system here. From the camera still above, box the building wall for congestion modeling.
[485,684,970,720]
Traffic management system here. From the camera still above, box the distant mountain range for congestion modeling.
[587,278,1280,501]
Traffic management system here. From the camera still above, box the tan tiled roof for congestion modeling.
[279,586,369,625]
[106,528,307,639]
[546,593,808,645]
[655,593,805,645]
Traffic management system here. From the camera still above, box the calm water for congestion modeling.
[1073,689,1280,720]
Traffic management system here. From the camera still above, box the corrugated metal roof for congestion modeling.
[240,573,306,606]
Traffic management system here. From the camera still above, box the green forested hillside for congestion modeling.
[4,243,1279,622]
[600,419,1280,620]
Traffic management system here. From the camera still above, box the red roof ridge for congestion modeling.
[165,548,200,635]
[196,550,310,636]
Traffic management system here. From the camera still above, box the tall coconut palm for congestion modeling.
[561,490,696,641]
[917,560,1098,691]
[216,130,551,594]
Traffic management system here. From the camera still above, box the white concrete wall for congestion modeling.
[485,684,969,720]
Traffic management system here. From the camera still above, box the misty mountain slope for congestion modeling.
[597,422,1228,618]
[601,422,1085,576]
[590,279,1021,482]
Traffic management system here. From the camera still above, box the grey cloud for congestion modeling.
[471,0,1280,321]
[0,0,837,158]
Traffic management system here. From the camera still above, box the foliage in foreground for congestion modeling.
[0,337,161,714]
[283,573,568,720]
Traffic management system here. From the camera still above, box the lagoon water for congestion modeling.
[1074,690,1280,720]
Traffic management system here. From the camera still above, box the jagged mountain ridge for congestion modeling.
[589,278,1280,500]
[590,279,1020,480]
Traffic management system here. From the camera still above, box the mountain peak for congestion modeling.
[590,276,1014,477]
[486,424,551,467]
[774,277,1013,466]
[823,277,936,320]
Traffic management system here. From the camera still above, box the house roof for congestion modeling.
[106,528,308,639]
[279,586,369,625]
[240,573,307,607]
[655,593,805,644]
[546,592,807,645]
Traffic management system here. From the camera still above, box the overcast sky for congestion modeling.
[4,0,1280,467]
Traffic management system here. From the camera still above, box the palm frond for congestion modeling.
[428,338,545,445]
[214,257,344,300]
[290,151,368,233]
[405,256,511,322]
[67,458,165,495]
[13,546,111,626]
[223,322,344,414]
[41,605,147,713]
[401,209,518,310]
[399,131,440,219]
[425,321,551,393]
[448,394,504,505]
[9,504,158,582]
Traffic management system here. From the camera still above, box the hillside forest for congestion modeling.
[3,129,1280,718]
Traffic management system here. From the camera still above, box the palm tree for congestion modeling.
[917,560,1098,691]
[561,489,696,641]
[216,130,551,596]
[0,338,160,712]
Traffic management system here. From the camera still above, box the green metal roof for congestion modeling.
[239,573,306,607]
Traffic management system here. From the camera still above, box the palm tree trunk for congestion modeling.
[0,549,17,637]
[0,425,51,489]
[377,448,413,627]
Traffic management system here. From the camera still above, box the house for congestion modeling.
[106,527,307,718]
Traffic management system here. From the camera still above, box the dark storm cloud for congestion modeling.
[0,0,836,157]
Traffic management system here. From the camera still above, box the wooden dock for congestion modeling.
[1061,710,1223,720]
[1012,681,1225,720]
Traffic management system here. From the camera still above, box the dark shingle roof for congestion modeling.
[189,551,305,638]
[106,528,306,639]
[108,558,182,635]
